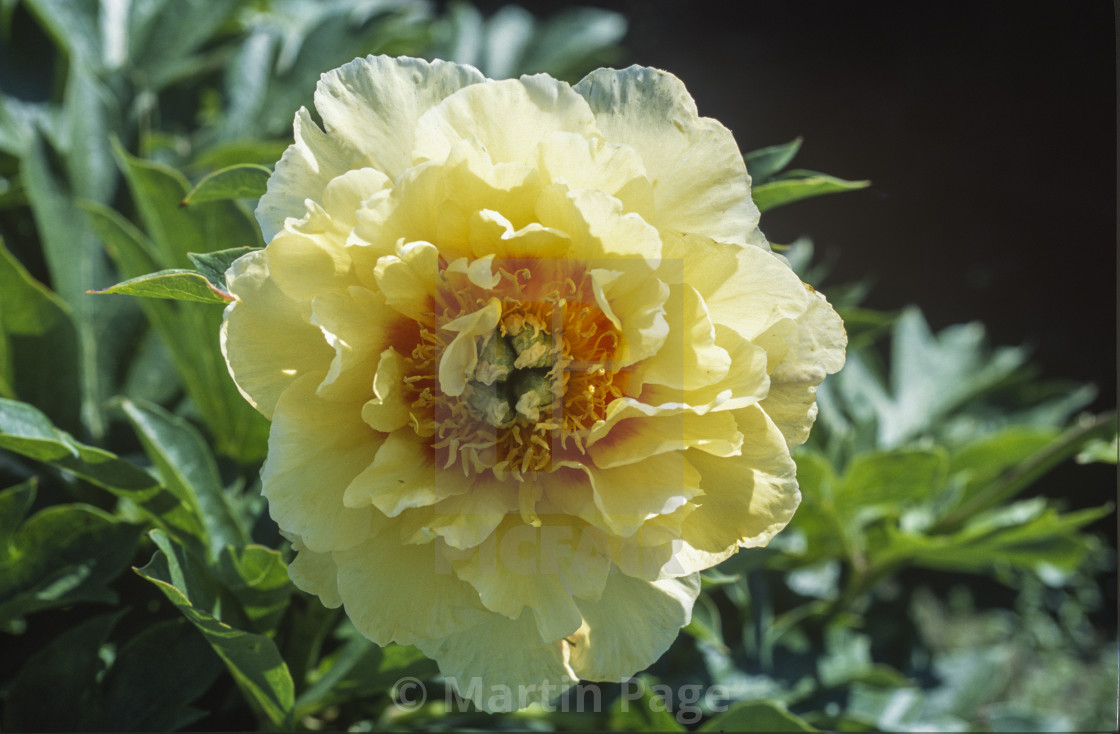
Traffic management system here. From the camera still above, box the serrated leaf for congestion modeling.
[0,486,138,630]
[752,170,869,212]
[120,399,248,557]
[136,530,295,729]
[88,268,233,304]
[744,137,803,185]
[699,700,819,732]
[182,164,271,205]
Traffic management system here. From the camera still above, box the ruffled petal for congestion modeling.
[418,610,578,713]
[574,66,759,246]
[342,430,470,516]
[662,406,800,576]
[568,572,700,681]
[286,537,342,608]
[756,290,847,449]
[259,374,381,553]
[221,250,334,418]
[450,515,611,642]
[413,74,598,167]
[334,526,490,646]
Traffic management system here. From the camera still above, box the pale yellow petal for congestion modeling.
[534,184,662,261]
[259,373,381,553]
[334,526,490,646]
[450,515,610,642]
[312,286,400,403]
[360,348,410,432]
[286,537,342,608]
[629,283,730,392]
[438,298,503,397]
[589,408,742,469]
[664,232,809,339]
[662,405,800,575]
[569,572,699,681]
[221,250,334,418]
[533,132,653,212]
[373,240,438,322]
[314,55,485,179]
[589,266,668,366]
[574,66,759,246]
[417,610,578,713]
[757,290,847,448]
[343,430,470,516]
[413,75,597,167]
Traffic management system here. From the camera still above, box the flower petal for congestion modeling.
[413,75,598,167]
[574,66,758,246]
[334,526,490,646]
[417,609,578,713]
[343,430,469,516]
[221,250,334,418]
[286,537,342,608]
[662,405,800,575]
[568,572,700,681]
[756,290,848,448]
[260,373,381,553]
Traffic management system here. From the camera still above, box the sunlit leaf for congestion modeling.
[89,268,233,304]
[752,170,869,212]
[744,137,803,185]
[182,164,271,205]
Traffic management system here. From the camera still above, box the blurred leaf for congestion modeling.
[89,268,234,304]
[191,139,292,171]
[0,237,81,429]
[884,502,1111,576]
[112,141,264,266]
[699,700,819,732]
[92,618,222,731]
[0,480,138,631]
[753,170,869,213]
[607,676,686,732]
[136,530,295,728]
[126,0,241,92]
[296,627,435,716]
[0,396,214,548]
[21,0,101,66]
[836,447,948,509]
[3,611,121,731]
[120,398,249,558]
[84,200,270,462]
[182,164,271,205]
[745,137,803,185]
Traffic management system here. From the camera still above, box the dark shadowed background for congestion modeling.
[485,0,1118,413]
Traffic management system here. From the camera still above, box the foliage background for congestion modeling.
[0,1,1115,731]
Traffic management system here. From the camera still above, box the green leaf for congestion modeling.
[83,200,270,462]
[3,612,121,731]
[699,700,819,732]
[215,543,292,634]
[136,530,295,728]
[0,482,138,631]
[89,268,233,304]
[188,247,258,289]
[112,140,263,268]
[92,618,223,731]
[752,170,869,212]
[120,398,248,557]
[0,238,81,429]
[744,137,803,185]
[191,140,292,171]
[0,396,211,547]
[182,164,271,205]
[607,676,687,732]
[836,447,949,509]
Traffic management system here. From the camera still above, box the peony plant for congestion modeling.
[219,54,846,711]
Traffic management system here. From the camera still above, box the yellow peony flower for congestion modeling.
[221,55,845,712]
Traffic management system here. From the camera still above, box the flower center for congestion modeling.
[400,259,629,479]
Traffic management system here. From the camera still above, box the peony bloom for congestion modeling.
[221,55,845,712]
